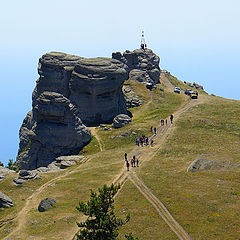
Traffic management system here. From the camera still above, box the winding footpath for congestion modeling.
[111,85,208,240]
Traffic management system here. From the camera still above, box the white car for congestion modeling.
[174,87,180,94]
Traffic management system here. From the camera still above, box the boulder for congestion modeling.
[13,178,26,186]
[112,48,160,84]
[112,114,132,128]
[187,158,216,172]
[60,160,76,169]
[56,155,85,162]
[13,170,41,185]
[18,170,40,180]
[0,191,13,208]
[38,198,56,212]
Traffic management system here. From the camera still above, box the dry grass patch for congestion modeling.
[139,96,240,239]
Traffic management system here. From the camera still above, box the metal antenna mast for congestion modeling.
[140,30,147,50]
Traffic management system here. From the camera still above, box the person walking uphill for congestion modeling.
[126,161,130,171]
[170,114,174,124]
[154,127,157,135]
[124,152,127,161]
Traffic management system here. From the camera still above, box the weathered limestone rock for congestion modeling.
[0,166,15,175]
[69,57,128,124]
[187,158,216,172]
[17,52,129,170]
[13,170,41,185]
[112,48,160,84]
[123,86,143,109]
[17,91,91,170]
[112,114,132,128]
[0,192,13,208]
[38,198,56,212]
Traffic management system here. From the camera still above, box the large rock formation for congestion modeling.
[17,52,129,170]
[112,48,160,84]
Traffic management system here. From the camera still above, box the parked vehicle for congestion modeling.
[146,82,154,90]
[190,92,198,99]
[174,87,181,94]
[185,89,194,95]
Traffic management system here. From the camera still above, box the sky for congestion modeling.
[0,0,239,165]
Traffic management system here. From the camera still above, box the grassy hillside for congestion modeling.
[1,76,240,240]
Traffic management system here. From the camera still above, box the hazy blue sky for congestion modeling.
[0,0,239,165]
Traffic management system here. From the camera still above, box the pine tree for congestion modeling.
[75,184,138,240]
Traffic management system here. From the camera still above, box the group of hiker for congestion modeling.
[125,153,139,171]
[160,114,174,126]
[135,135,152,147]
[126,114,174,171]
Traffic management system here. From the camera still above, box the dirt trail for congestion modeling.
[89,127,104,151]
[111,93,208,240]
[160,72,175,89]
[3,157,91,240]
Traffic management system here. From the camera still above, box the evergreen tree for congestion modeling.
[75,184,138,240]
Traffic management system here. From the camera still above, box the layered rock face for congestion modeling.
[112,48,160,84]
[17,52,129,169]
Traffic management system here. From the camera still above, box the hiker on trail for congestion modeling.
[133,155,136,167]
[133,158,136,167]
[165,119,167,125]
[131,158,134,168]
[150,126,153,133]
[170,114,174,124]
[126,161,130,171]
[145,137,148,145]
[142,135,145,142]
[124,152,127,161]
[151,139,154,146]
[136,158,139,167]
[161,119,164,126]
[154,127,157,135]
[140,137,143,147]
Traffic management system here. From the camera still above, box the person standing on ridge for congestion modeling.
[170,114,174,124]
[126,161,130,171]
[131,158,134,168]
[145,137,149,145]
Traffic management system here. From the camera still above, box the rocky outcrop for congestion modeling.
[17,52,129,170]
[13,170,41,185]
[0,191,13,208]
[35,52,129,125]
[184,81,204,90]
[112,48,160,84]
[17,91,91,170]
[123,86,143,108]
[0,167,15,181]
[187,158,216,172]
[38,198,56,212]
[112,114,132,128]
